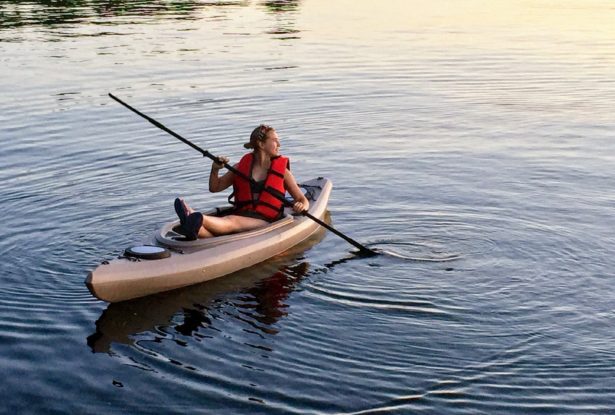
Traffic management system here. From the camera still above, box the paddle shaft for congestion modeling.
[108,93,376,256]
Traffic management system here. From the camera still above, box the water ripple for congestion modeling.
[2,0,615,413]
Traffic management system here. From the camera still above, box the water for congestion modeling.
[2,0,615,413]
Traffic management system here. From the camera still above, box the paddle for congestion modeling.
[108,93,377,257]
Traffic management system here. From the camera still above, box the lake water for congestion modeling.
[2,0,615,413]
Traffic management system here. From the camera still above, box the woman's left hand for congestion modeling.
[293,201,308,214]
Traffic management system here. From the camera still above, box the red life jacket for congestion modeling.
[232,153,289,220]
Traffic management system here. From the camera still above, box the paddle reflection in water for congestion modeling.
[87,225,326,354]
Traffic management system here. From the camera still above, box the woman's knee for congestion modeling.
[202,215,232,235]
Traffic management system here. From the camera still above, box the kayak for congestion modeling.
[86,177,332,303]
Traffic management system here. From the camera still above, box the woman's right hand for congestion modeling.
[212,156,229,170]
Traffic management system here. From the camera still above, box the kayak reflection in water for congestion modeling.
[175,125,309,240]
[86,261,311,353]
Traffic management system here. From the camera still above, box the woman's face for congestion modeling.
[260,130,281,157]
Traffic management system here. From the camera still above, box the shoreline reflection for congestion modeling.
[0,0,302,30]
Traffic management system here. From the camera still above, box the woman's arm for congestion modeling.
[209,157,235,193]
[284,169,309,213]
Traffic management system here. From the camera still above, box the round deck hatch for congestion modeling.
[124,245,170,260]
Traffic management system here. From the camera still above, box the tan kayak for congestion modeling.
[86,177,332,303]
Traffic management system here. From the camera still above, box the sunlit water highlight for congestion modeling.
[1,0,615,413]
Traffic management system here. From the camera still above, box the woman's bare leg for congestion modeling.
[180,198,267,238]
[198,226,215,239]
[199,214,267,238]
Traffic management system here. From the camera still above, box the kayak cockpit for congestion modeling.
[154,179,327,251]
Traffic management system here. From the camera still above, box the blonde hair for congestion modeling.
[245,124,275,149]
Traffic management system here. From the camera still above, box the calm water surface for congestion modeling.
[2,0,615,413]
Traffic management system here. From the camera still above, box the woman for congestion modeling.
[175,125,309,240]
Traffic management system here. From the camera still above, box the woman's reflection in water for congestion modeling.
[87,261,311,353]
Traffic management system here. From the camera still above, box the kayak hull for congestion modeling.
[86,177,331,303]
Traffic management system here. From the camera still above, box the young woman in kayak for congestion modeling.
[175,124,310,240]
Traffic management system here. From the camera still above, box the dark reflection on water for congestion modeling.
[0,1,226,30]
[261,0,300,41]
[87,229,321,354]
[262,0,300,13]
[1,1,196,28]
[0,0,303,44]
[0,0,301,30]
[239,262,309,325]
